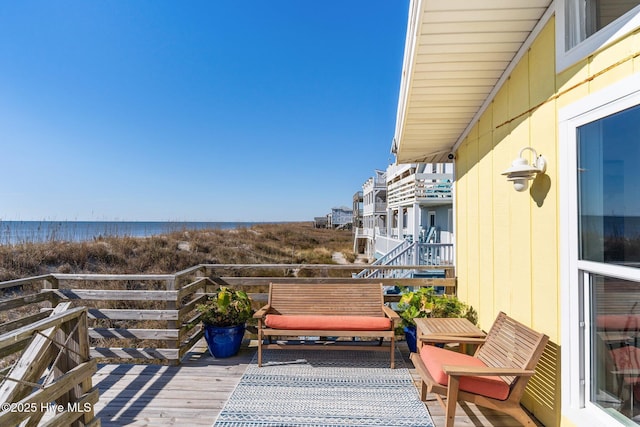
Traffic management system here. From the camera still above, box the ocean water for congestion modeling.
[0,221,262,245]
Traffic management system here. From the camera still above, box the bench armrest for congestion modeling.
[442,364,536,377]
[253,304,271,319]
[382,305,401,322]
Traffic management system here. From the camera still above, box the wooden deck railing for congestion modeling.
[0,302,98,427]
[0,264,456,366]
[0,263,455,425]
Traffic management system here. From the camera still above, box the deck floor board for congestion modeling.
[92,340,543,427]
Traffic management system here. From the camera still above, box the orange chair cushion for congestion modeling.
[264,314,391,331]
[420,345,511,401]
[597,314,640,331]
[610,346,640,378]
[609,345,640,401]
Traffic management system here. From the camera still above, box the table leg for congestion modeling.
[417,332,425,353]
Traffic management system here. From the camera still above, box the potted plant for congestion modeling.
[197,286,254,358]
[397,286,477,353]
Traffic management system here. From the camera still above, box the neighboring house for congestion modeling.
[393,1,640,426]
[352,190,363,230]
[354,170,387,258]
[313,217,328,229]
[329,206,353,229]
[385,162,453,244]
[354,164,453,262]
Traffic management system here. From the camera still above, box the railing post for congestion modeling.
[203,266,217,294]
[196,265,206,279]
[53,309,94,427]
[42,275,59,308]
[74,309,95,426]
[166,276,179,365]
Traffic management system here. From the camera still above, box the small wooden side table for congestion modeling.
[414,317,486,354]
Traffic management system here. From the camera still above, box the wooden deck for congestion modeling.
[92,340,544,427]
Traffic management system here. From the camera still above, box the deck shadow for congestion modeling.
[92,342,254,426]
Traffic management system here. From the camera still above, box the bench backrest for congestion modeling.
[268,283,385,317]
[476,312,549,387]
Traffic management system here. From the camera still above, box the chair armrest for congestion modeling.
[253,304,271,319]
[612,369,640,375]
[382,305,401,321]
[442,364,536,377]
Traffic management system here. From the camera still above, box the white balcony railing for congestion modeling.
[356,240,454,279]
[354,227,375,239]
[387,173,452,207]
[363,202,387,216]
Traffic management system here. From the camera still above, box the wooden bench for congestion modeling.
[253,283,400,368]
[410,312,549,427]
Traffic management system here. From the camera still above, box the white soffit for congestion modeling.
[394,0,552,164]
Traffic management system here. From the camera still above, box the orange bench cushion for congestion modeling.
[264,314,391,331]
[420,345,511,401]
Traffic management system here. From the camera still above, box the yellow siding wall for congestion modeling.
[454,16,640,427]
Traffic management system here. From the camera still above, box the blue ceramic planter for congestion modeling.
[203,324,245,358]
[404,324,445,352]
[404,325,417,353]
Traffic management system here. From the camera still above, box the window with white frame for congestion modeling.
[578,104,640,423]
[561,75,640,426]
[556,0,640,71]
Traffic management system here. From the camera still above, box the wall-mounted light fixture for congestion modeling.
[501,147,547,192]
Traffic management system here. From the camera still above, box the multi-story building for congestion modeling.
[328,206,353,229]
[354,164,453,264]
[354,170,387,258]
[392,1,640,425]
[352,191,363,230]
[384,162,453,243]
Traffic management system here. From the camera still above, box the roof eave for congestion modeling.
[392,0,554,164]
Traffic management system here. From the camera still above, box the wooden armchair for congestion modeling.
[410,312,549,427]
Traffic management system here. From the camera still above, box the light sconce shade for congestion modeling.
[501,147,547,192]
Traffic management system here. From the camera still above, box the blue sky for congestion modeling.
[0,1,408,222]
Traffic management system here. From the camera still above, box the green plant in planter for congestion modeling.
[431,294,478,324]
[197,287,254,327]
[397,286,477,328]
[397,286,478,354]
[397,286,437,329]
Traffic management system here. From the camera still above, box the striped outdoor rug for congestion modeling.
[213,349,434,427]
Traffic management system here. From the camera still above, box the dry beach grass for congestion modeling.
[0,222,358,358]
[0,222,355,281]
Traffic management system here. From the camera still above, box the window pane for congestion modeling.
[591,1,640,34]
[578,104,640,265]
[566,0,640,50]
[591,274,640,422]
